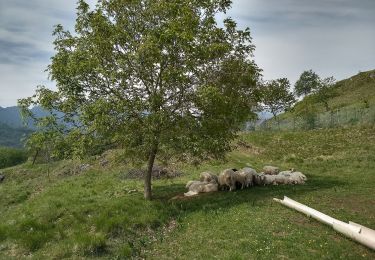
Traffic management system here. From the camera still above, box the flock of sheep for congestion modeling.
[184,166,307,197]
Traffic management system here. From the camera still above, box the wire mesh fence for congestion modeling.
[254,105,375,131]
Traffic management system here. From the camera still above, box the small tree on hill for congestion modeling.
[19,0,261,200]
[262,78,295,127]
[315,76,336,111]
[294,70,320,97]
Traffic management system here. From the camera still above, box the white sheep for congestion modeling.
[200,171,219,184]
[279,170,307,184]
[218,169,236,191]
[185,180,202,189]
[274,175,290,185]
[254,173,266,186]
[263,174,277,185]
[234,167,257,189]
[184,181,219,196]
[263,166,280,175]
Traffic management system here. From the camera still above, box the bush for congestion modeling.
[0,146,28,169]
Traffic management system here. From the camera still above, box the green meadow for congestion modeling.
[0,126,374,259]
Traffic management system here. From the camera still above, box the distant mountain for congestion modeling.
[0,106,23,128]
[0,106,48,129]
[0,106,47,148]
[0,123,32,148]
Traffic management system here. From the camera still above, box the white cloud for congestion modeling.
[224,0,375,83]
[0,0,97,107]
[0,0,374,107]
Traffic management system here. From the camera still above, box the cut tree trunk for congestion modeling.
[144,142,158,200]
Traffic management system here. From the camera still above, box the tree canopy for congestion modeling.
[315,76,336,111]
[19,0,261,199]
[262,78,295,118]
[294,69,336,112]
[294,70,320,97]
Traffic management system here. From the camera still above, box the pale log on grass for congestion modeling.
[273,196,375,251]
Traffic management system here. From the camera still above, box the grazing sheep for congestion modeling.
[254,173,266,186]
[263,166,280,175]
[234,167,256,189]
[200,171,218,184]
[233,171,247,189]
[184,181,218,196]
[218,169,236,191]
[242,168,257,184]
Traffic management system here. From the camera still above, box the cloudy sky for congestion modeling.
[0,0,374,107]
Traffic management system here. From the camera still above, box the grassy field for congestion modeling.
[0,126,374,259]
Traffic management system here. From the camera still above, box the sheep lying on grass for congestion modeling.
[263,174,277,185]
[186,180,202,189]
[263,166,280,175]
[184,167,307,196]
[279,170,307,184]
[184,181,219,197]
[218,169,236,191]
[200,171,219,184]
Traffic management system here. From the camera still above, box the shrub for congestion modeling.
[0,146,28,169]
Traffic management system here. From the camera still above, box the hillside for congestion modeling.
[0,106,47,129]
[0,126,374,259]
[0,123,31,148]
[262,69,375,130]
[293,69,375,114]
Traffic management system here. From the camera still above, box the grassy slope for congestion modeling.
[280,69,375,119]
[0,126,375,259]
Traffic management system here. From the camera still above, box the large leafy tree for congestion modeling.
[262,78,295,125]
[19,0,261,200]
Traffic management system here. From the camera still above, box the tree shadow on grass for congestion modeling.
[151,175,347,216]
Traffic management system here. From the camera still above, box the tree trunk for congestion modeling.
[144,142,158,200]
[324,102,329,111]
[32,148,40,166]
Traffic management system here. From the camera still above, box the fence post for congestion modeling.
[330,110,334,128]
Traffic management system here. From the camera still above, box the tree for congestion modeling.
[262,78,295,127]
[315,76,336,111]
[294,70,320,97]
[19,0,261,200]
